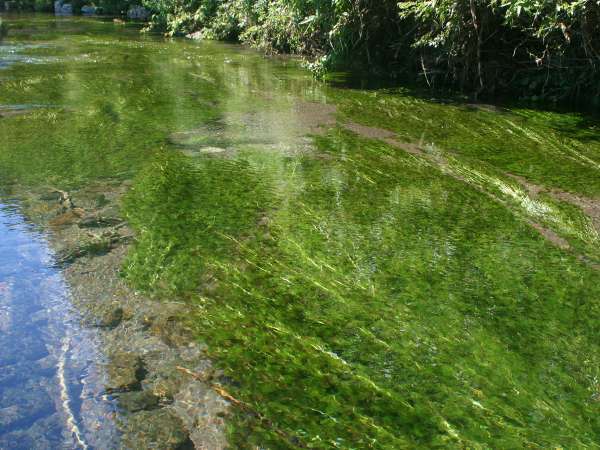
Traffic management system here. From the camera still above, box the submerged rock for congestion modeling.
[96,305,124,329]
[78,214,123,228]
[0,386,55,430]
[106,352,144,392]
[0,413,63,450]
[178,146,232,159]
[0,405,22,429]
[148,313,194,347]
[80,5,98,15]
[49,210,82,227]
[54,0,73,15]
[146,365,188,403]
[186,31,203,40]
[7,180,228,448]
[40,188,78,213]
[200,146,227,154]
[39,191,63,202]
[121,409,193,450]
[117,390,160,413]
[54,235,115,266]
[127,5,150,20]
[173,378,229,449]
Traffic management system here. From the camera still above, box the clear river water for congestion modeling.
[0,201,118,448]
[1,13,600,449]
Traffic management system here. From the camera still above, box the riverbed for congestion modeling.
[1,13,599,449]
[0,201,119,448]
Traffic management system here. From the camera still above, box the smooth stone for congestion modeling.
[80,5,97,14]
[54,0,72,15]
[186,31,203,40]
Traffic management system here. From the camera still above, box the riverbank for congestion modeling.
[138,0,600,106]
[7,1,600,104]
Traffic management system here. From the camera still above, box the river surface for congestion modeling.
[1,13,600,449]
[0,202,119,449]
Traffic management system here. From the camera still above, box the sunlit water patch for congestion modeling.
[0,203,119,449]
[0,43,58,69]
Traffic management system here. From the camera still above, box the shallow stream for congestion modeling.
[1,13,600,449]
[0,202,118,448]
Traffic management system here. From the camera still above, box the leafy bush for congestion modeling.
[400,0,600,101]
[34,0,54,12]
[97,0,128,15]
[139,0,600,103]
[4,0,49,11]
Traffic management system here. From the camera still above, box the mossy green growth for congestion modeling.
[124,130,600,448]
[122,152,272,295]
[0,16,240,190]
[331,89,600,197]
[2,15,600,449]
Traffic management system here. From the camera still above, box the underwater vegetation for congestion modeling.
[1,15,600,448]
[123,133,600,448]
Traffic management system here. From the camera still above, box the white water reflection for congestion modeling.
[0,43,58,69]
[0,203,118,449]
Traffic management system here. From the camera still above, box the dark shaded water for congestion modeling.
[0,203,118,449]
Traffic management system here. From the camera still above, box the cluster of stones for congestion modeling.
[17,182,229,449]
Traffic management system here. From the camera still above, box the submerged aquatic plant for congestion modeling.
[1,16,599,448]
[124,131,600,448]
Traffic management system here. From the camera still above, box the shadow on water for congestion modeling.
[325,69,600,150]
[0,202,119,449]
[324,67,600,117]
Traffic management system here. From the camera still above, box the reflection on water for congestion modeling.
[0,44,57,69]
[0,203,118,449]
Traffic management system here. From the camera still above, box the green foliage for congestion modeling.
[139,0,600,103]
[3,0,54,11]
[34,0,54,12]
[143,0,403,73]
[98,0,133,15]
[400,0,600,101]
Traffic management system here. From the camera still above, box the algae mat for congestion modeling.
[1,14,600,449]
